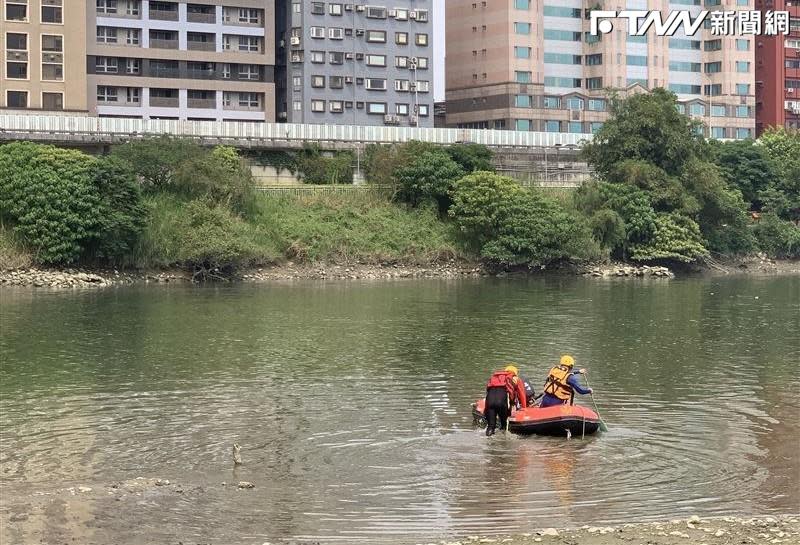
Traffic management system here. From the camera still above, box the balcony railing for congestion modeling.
[186,69,216,80]
[187,12,215,23]
[149,96,179,108]
[150,39,178,50]
[187,41,216,52]
[149,8,178,21]
[188,98,216,109]
[150,69,179,78]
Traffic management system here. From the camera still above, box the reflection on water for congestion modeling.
[0,276,798,543]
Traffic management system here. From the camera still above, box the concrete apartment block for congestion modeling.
[755,0,800,133]
[86,0,276,121]
[1,0,88,111]
[445,0,757,139]
[276,0,434,127]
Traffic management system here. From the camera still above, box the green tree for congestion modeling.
[629,213,709,263]
[752,213,800,259]
[0,142,100,264]
[111,136,204,190]
[712,139,777,209]
[450,171,599,267]
[87,156,148,261]
[583,88,707,178]
[394,149,465,211]
[446,143,494,173]
[757,128,800,221]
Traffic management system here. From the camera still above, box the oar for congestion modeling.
[583,375,609,432]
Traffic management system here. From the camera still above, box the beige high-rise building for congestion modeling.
[446,0,756,139]
[1,0,88,111]
[86,0,276,121]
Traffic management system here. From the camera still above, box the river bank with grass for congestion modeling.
[1,91,798,282]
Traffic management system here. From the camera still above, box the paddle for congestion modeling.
[583,374,609,432]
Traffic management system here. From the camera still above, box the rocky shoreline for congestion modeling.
[1,257,798,289]
[434,515,800,545]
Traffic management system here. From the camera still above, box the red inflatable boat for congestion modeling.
[472,399,601,436]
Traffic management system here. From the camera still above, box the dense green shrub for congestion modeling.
[175,199,261,279]
[753,214,800,259]
[111,136,204,190]
[450,171,599,267]
[295,144,354,184]
[629,213,709,263]
[713,139,777,209]
[173,147,256,215]
[86,157,148,261]
[0,142,100,264]
[446,143,494,173]
[757,128,800,222]
[394,149,464,211]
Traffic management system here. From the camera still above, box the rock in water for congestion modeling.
[233,443,243,465]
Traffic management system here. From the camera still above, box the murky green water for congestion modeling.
[1,276,799,544]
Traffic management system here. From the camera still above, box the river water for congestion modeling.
[1,276,799,544]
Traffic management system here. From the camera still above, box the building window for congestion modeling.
[311,99,325,112]
[329,75,344,89]
[367,30,386,43]
[96,57,119,73]
[515,95,531,108]
[515,71,531,83]
[329,3,343,15]
[6,90,28,108]
[545,120,560,132]
[396,103,409,116]
[310,50,325,63]
[329,51,344,64]
[366,6,386,18]
[238,8,260,23]
[6,62,27,79]
[5,1,27,21]
[514,46,530,58]
[238,92,259,107]
[97,0,117,14]
[415,33,428,46]
[6,32,27,51]
[42,92,63,110]
[97,26,118,44]
[329,100,344,113]
[310,26,325,39]
[514,0,530,9]
[329,27,343,39]
[735,84,750,96]
[367,102,386,114]
[365,78,386,90]
[311,75,325,88]
[366,54,386,67]
[41,1,63,23]
[395,32,408,45]
[126,58,141,74]
[239,36,260,52]
[97,86,119,102]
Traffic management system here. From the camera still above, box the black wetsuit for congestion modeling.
[484,386,510,436]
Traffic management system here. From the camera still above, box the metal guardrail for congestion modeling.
[0,114,593,149]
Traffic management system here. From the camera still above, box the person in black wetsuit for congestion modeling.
[484,364,527,436]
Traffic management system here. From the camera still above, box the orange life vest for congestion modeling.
[487,370,518,401]
[543,365,573,401]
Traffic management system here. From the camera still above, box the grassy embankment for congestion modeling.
[0,191,467,270]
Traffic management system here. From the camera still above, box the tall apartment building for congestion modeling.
[755,0,800,133]
[1,0,88,111]
[276,0,434,127]
[85,0,275,121]
[445,0,756,139]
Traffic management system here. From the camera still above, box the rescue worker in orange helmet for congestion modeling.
[540,355,592,408]
[484,364,527,436]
